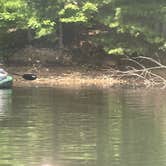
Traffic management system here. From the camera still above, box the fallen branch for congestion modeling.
[109,56,166,88]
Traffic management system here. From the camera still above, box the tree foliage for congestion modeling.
[0,0,166,58]
[0,0,28,29]
[95,0,166,56]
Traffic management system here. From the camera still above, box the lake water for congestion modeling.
[0,87,166,166]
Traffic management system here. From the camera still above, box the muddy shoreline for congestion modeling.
[6,66,124,89]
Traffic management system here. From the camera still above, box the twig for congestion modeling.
[134,56,165,67]
[110,56,166,88]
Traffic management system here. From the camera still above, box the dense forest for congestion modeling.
[0,0,166,66]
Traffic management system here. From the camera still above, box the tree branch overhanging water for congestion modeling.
[107,56,166,88]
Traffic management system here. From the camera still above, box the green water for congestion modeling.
[0,87,166,166]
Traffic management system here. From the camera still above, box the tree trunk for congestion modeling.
[27,29,33,44]
[58,22,64,57]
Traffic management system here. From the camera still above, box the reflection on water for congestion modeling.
[0,88,166,166]
[0,89,12,115]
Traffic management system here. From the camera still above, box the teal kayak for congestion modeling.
[0,76,13,89]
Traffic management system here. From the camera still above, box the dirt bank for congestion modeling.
[7,66,123,89]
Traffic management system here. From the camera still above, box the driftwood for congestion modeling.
[107,56,166,88]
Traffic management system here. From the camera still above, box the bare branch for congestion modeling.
[134,56,166,67]
[122,57,146,69]
[109,56,166,88]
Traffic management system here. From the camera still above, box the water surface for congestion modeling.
[0,87,166,166]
